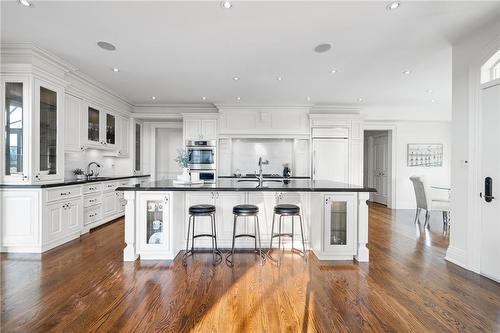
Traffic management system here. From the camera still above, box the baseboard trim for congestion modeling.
[445,245,467,269]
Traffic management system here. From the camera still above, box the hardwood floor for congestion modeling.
[1,204,499,332]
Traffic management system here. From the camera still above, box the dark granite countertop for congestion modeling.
[117,178,376,192]
[0,175,150,189]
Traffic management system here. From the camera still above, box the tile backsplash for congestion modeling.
[64,150,131,179]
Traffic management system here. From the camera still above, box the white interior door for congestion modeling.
[480,79,500,282]
[371,135,388,205]
[313,139,348,183]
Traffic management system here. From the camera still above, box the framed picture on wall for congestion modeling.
[407,144,443,167]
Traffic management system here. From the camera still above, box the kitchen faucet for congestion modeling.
[255,157,269,187]
[86,162,101,178]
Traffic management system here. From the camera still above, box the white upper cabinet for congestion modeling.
[116,116,129,157]
[82,104,117,149]
[201,119,217,140]
[183,118,217,141]
[2,76,30,183]
[218,108,309,137]
[34,79,64,183]
[64,94,82,152]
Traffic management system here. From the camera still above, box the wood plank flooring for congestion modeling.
[1,203,499,332]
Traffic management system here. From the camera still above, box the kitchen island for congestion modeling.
[118,178,375,262]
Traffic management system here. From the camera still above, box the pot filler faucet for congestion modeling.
[255,157,269,187]
[86,162,101,178]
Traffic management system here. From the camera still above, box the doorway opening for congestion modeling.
[364,130,393,207]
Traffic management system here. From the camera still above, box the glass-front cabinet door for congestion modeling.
[105,113,116,146]
[87,106,100,144]
[2,78,29,183]
[34,79,63,182]
[137,193,171,258]
[323,194,356,255]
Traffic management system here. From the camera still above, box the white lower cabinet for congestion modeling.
[137,192,172,259]
[184,192,214,241]
[1,177,147,253]
[102,191,119,218]
[321,194,356,258]
[247,192,278,241]
[44,197,83,250]
[216,192,247,243]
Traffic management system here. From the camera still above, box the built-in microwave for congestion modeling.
[186,140,216,170]
[192,170,216,183]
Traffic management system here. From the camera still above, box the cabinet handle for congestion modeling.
[60,192,71,196]
[35,173,40,180]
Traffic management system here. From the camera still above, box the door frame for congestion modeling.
[147,122,183,181]
[363,123,397,209]
[460,40,500,274]
[366,132,389,205]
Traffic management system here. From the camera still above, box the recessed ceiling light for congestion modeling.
[402,70,411,75]
[221,1,232,9]
[18,0,32,7]
[314,43,332,53]
[306,97,312,102]
[330,69,337,74]
[233,76,240,81]
[236,96,241,101]
[201,96,207,101]
[426,89,433,94]
[358,98,364,102]
[386,2,400,10]
[151,96,156,100]
[97,41,116,51]
[276,76,283,81]
[112,68,119,72]
[431,99,436,103]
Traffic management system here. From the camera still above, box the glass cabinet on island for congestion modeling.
[137,192,173,259]
[2,76,64,184]
[323,194,357,257]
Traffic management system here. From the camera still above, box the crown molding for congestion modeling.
[133,104,217,113]
[310,105,361,114]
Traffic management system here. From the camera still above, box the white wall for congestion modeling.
[448,19,500,270]
[364,121,451,210]
[394,121,451,209]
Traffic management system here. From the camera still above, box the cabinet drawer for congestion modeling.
[102,181,119,192]
[84,193,102,208]
[46,186,82,202]
[118,179,133,187]
[83,182,103,194]
[84,206,102,226]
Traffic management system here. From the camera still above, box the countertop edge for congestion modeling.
[116,186,376,193]
[0,175,151,189]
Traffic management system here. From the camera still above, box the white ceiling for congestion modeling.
[2,1,500,117]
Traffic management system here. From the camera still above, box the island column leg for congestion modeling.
[355,192,369,262]
[123,191,139,261]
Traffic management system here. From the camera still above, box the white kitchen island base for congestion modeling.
[120,179,373,263]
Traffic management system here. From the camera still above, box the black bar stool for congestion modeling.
[226,204,265,267]
[182,204,222,266]
[268,204,307,264]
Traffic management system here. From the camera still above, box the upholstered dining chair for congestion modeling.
[409,176,450,233]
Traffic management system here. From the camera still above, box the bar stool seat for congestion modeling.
[269,203,307,265]
[233,204,259,215]
[226,204,265,267]
[183,204,221,266]
[189,204,216,215]
[274,204,300,215]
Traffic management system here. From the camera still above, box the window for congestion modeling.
[481,49,500,83]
